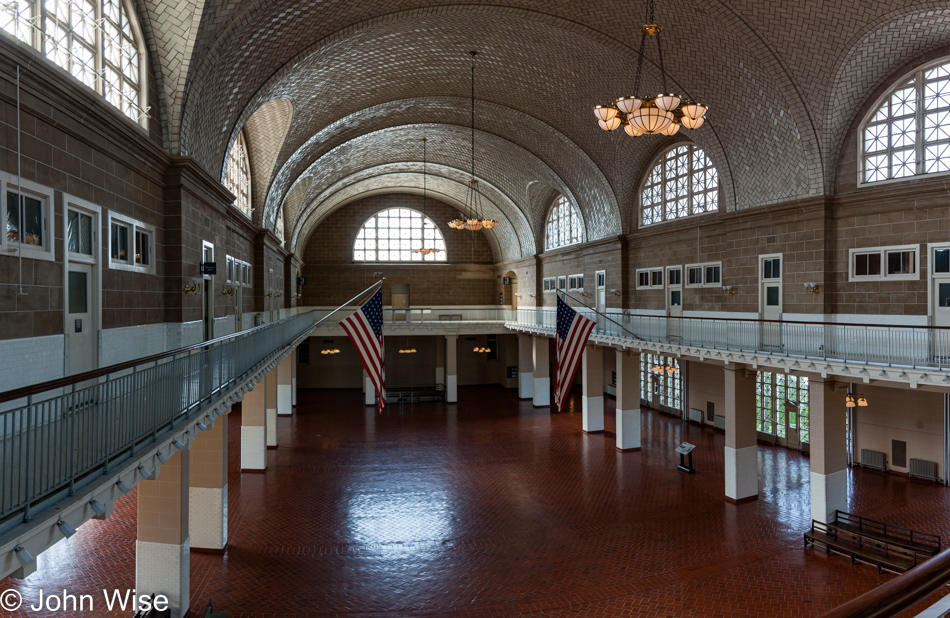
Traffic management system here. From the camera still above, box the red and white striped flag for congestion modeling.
[341,288,386,411]
[555,294,596,409]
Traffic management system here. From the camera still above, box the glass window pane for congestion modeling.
[68,270,87,313]
[936,249,950,273]
[766,286,780,306]
[136,231,150,265]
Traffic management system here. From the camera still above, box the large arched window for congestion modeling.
[862,59,950,184]
[1,0,145,124]
[274,206,284,243]
[225,132,252,218]
[545,196,582,250]
[354,208,446,262]
[641,144,718,226]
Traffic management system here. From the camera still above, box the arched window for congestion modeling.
[274,206,284,243]
[1,0,146,124]
[862,59,950,184]
[354,208,446,262]
[641,144,718,226]
[225,132,252,218]
[544,196,582,250]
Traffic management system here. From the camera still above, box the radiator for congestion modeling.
[860,449,887,472]
[909,458,939,482]
[689,408,703,423]
[714,415,725,430]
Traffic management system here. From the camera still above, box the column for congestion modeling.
[241,379,267,471]
[435,336,446,386]
[446,335,458,403]
[137,449,190,618]
[364,368,377,406]
[533,335,550,407]
[809,377,847,523]
[518,334,534,399]
[724,365,758,503]
[615,350,642,450]
[291,347,298,406]
[266,369,278,448]
[582,344,604,432]
[189,414,228,552]
[277,354,293,416]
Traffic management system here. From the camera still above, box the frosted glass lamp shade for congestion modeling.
[598,116,622,131]
[654,93,682,111]
[615,97,643,114]
[628,105,673,134]
[594,105,619,122]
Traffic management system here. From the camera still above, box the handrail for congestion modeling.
[820,547,950,618]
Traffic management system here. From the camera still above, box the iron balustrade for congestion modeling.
[0,311,316,524]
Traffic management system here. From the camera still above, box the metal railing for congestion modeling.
[0,311,315,524]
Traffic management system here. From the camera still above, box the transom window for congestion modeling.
[1,0,145,124]
[354,208,446,262]
[225,132,252,219]
[545,196,583,250]
[641,144,718,226]
[862,59,950,184]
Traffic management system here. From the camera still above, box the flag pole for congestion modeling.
[313,280,383,328]
[558,290,643,341]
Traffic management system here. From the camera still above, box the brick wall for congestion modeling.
[300,193,496,306]
[539,238,624,309]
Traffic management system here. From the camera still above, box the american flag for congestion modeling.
[341,288,386,411]
[555,294,596,409]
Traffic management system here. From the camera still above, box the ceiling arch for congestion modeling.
[238,97,294,228]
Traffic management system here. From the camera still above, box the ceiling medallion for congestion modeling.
[593,0,708,137]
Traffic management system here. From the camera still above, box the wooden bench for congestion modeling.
[805,520,917,574]
[833,510,940,562]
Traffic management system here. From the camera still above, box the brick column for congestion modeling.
[582,344,604,432]
[809,378,847,523]
[446,335,458,403]
[241,380,267,471]
[189,414,227,552]
[291,347,298,406]
[724,365,758,503]
[616,350,642,450]
[533,335,550,407]
[266,369,278,448]
[364,368,376,406]
[137,449,190,618]
[518,334,534,399]
[436,335,446,387]
[277,354,293,416]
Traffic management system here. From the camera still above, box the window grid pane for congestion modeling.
[225,132,253,218]
[544,196,583,250]
[353,208,446,263]
[641,145,719,226]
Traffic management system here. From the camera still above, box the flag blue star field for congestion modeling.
[341,288,386,411]
[555,295,596,409]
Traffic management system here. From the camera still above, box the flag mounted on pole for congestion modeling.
[341,287,386,411]
[555,294,596,409]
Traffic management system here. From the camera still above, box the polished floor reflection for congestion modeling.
[2,385,949,616]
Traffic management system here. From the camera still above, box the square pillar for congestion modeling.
[364,368,377,406]
[809,378,848,524]
[241,380,267,471]
[291,347,298,406]
[518,334,534,399]
[724,365,758,503]
[277,354,293,416]
[266,369,278,448]
[436,336,446,386]
[616,350,641,451]
[189,414,227,552]
[533,335,550,407]
[582,344,604,432]
[137,449,190,618]
[446,335,458,403]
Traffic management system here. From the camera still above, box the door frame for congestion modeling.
[62,194,102,374]
[202,240,215,340]
[928,242,950,323]
[595,270,606,314]
[758,253,783,317]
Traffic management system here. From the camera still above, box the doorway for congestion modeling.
[504,271,517,311]
[595,270,606,315]
[931,244,950,358]
[202,241,215,341]
[64,201,99,376]
[667,266,683,339]
[759,254,782,349]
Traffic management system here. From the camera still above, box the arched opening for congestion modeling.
[503,270,518,310]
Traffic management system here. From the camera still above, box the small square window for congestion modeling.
[67,210,93,256]
[887,250,914,275]
[668,269,682,286]
[855,253,881,277]
[651,270,663,287]
[135,230,150,265]
[111,222,129,261]
[935,249,950,274]
[687,267,703,285]
[7,191,45,247]
[705,265,721,284]
[558,276,566,290]
[638,271,650,288]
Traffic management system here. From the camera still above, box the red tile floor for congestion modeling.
[2,385,949,617]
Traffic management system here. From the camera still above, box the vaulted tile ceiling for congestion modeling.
[138,0,950,261]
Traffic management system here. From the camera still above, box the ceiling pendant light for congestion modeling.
[593,0,707,136]
[411,137,443,257]
[454,51,497,232]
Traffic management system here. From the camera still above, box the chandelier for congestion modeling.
[651,362,677,374]
[593,0,707,137]
[411,137,442,256]
[321,348,341,355]
[473,345,491,353]
[449,51,497,231]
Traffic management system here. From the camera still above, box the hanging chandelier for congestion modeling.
[593,0,707,137]
[449,51,497,231]
[651,362,678,374]
[411,137,442,257]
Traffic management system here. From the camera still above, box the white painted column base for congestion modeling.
[266,408,278,447]
[616,408,641,450]
[292,377,297,405]
[446,375,458,403]
[364,376,377,406]
[136,539,190,618]
[277,384,292,416]
[533,377,550,407]
[189,485,227,550]
[582,396,604,432]
[240,426,266,470]
[725,445,759,502]
[810,469,848,524]
[519,372,534,399]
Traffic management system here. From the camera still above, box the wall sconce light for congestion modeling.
[184,280,202,294]
[14,545,35,568]
[610,289,621,296]
[529,293,536,298]
[221,287,235,296]
[722,285,736,296]
[56,519,77,539]
[514,293,522,298]
[264,290,274,298]
[579,290,589,297]
[275,291,282,298]
[845,393,868,407]
[292,293,302,300]
[89,499,107,517]
[804,282,820,295]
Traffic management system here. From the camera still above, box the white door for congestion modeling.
[202,242,215,340]
[760,255,782,348]
[667,266,683,339]
[595,270,606,315]
[931,246,950,357]
[66,262,96,375]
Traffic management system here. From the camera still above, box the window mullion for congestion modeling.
[918,70,925,176]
